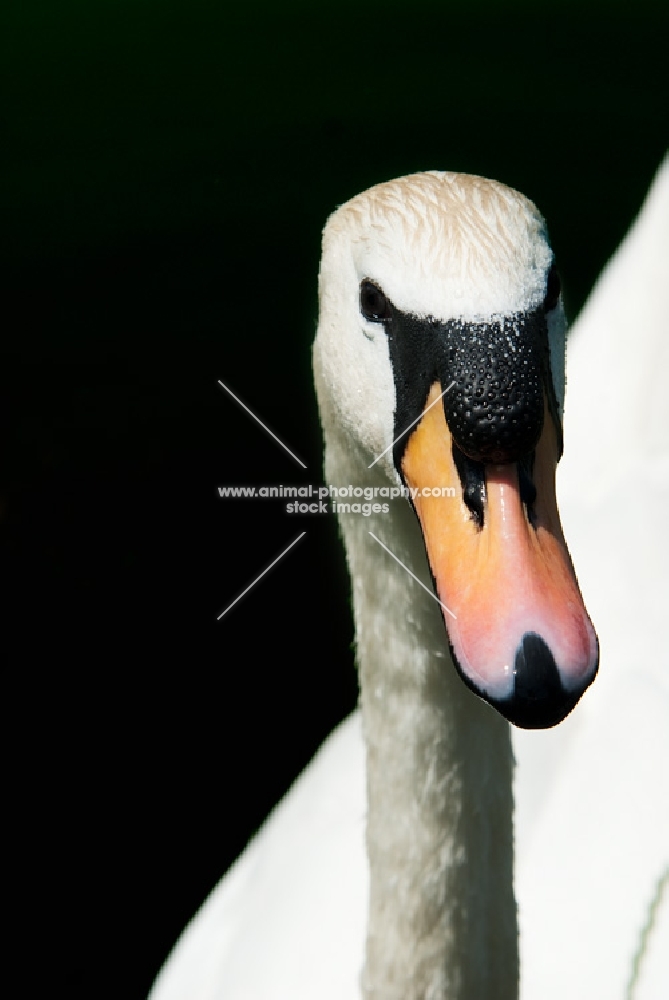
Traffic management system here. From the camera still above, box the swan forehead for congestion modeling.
[324,172,552,319]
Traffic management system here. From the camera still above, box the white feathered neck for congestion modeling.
[315,425,516,999]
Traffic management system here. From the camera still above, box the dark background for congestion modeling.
[2,1,667,996]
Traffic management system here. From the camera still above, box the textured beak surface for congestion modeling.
[402,382,599,728]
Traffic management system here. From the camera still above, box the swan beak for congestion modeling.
[401,383,599,729]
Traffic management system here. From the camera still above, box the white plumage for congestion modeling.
[514,156,669,1000]
[149,160,669,1000]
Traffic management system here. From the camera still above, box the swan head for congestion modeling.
[314,172,598,729]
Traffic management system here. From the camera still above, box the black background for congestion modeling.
[2,2,667,996]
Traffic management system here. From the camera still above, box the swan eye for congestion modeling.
[543,264,561,313]
[360,280,392,323]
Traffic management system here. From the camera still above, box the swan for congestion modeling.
[148,163,668,999]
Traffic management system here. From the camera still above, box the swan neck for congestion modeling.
[326,430,518,999]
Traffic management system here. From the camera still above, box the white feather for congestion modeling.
[149,159,669,1000]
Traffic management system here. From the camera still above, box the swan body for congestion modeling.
[513,157,669,1000]
[149,162,668,1000]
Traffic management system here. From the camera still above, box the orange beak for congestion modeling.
[401,382,598,728]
